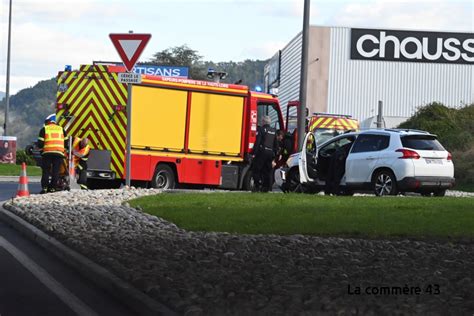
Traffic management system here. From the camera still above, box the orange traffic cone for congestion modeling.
[16,162,30,197]
[69,164,75,179]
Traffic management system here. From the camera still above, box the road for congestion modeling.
[0,181,136,316]
[0,182,41,200]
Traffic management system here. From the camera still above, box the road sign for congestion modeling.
[109,33,151,72]
[118,72,142,84]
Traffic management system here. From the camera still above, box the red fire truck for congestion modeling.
[55,64,285,190]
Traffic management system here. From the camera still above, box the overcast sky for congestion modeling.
[1,0,473,94]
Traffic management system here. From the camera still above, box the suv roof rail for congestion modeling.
[384,128,430,134]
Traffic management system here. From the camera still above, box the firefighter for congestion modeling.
[38,114,68,194]
[72,137,90,190]
[252,115,278,192]
[274,130,292,169]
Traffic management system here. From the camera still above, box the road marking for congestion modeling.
[0,236,98,316]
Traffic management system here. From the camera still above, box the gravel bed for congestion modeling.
[6,189,474,315]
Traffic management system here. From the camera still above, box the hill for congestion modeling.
[0,91,4,100]
[0,78,57,148]
[0,59,267,148]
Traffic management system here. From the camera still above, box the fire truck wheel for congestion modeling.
[152,165,176,189]
[242,170,255,191]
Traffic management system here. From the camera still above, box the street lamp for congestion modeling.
[3,0,13,136]
[297,0,310,150]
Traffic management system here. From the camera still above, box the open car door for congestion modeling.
[298,132,318,183]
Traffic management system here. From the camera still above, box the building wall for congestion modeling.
[271,26,474,124]
[278,32,302,119]
[327,27,474,121]
[307,26,331,114]
[275,27,332,120]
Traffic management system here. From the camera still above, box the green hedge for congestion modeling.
[398,102,474,186]
[16,149,37,166]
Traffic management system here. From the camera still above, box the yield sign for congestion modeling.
[109,33,151,72]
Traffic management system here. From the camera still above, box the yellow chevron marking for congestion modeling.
[319,118,332,129]
[338,119,350,130]
[310,117,324,131]
[84,92,126,148]
[58,71,87,104]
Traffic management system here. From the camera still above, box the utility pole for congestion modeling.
[3,0,12,136]
[376,100,384,128]
[125,30,133,187]
[297,0,310,150]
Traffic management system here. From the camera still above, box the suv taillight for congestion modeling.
[447,152,452,160]
[396,148,420,159]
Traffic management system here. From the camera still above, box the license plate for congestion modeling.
[425,159,442,164]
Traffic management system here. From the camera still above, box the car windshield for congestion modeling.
[314,129,346,145]
[401,135,445,151]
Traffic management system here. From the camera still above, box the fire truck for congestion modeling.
[55,64,285,190]
[285,100,359,149]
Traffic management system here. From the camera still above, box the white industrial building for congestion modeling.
[264,26,474,128]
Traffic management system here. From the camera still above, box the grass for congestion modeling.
[0,163,42,176]
[129,193,474,240]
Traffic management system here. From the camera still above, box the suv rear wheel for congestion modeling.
[373,170,398,196]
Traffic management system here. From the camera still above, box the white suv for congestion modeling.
[276,129,455,196]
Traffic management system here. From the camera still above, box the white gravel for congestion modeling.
[5,188,474,315]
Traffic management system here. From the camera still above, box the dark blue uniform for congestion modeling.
[252,124,277,192]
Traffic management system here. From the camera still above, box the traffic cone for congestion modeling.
[16,162,30,197]
[69,164,76,179]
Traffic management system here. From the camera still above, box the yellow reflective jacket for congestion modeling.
[42,124,65,156]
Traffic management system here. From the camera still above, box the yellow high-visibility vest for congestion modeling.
[43,124,65,156]
[72,137,90,168]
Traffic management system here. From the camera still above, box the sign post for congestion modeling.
[109,32,151,187]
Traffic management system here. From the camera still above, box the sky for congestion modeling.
[0,0,473,94]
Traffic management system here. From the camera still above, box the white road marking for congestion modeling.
[0,236,98,316]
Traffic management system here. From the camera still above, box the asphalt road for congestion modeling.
[0,182,41,200]
[0,182,136,316]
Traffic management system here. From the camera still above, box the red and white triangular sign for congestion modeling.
[109,33,151,72]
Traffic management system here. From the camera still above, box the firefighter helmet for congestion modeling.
[45,113,56,123]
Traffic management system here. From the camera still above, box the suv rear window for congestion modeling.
[401,135,445,151]
[351,134,390,153]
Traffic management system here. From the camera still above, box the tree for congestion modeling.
[149,45,206,79]
[149,45,268,86]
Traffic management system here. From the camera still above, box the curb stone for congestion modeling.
[0,202,176,316]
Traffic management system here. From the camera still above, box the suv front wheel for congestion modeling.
[373,170,398,196]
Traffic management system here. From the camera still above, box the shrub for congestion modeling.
[398,102,474,187]
[398,102,474,151]
[16,149,37,166]
[452,147,474,186]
